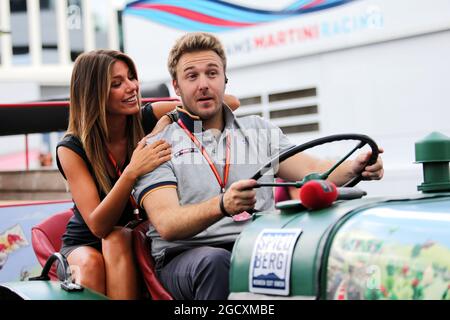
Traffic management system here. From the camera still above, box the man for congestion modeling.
[133,32,384,300]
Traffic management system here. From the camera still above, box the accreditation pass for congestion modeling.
[249,228,302,296]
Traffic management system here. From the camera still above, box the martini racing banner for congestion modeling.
[123,0,450,82]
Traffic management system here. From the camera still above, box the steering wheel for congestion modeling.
[251,133,379,188]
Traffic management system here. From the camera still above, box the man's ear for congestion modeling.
[173,79,181,96]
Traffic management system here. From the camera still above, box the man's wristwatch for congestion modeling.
[165,109,179,123]
[219,193,232,217]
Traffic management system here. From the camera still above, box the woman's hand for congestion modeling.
[124,139,171,180]
[150,115,172,137]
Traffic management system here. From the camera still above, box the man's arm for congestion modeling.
[277,149,384,186]
[142,180,257,241]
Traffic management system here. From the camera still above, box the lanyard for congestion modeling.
[106,150,140,218]
[177,119,231,193]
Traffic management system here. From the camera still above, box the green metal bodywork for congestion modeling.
[229,193,450,299]
[0,281,108,300]
[325,195,450,300]
[230,197,385,297]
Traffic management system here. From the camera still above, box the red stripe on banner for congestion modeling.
[0,101,69,109]
[302,0,326,10]
[0,199,73,208]
[134,4,254,27]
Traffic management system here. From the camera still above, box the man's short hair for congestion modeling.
[167,32,227,80]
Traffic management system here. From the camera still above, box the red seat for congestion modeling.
[32,210,172,299]
[132,221,173,300]
[31,209,73,280]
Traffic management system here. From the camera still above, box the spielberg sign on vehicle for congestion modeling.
[249,228,302,296]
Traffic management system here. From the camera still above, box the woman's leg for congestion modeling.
[67,246,106,295]
[102,226,140,300]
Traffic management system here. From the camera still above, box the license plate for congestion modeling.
[249,228,302,296]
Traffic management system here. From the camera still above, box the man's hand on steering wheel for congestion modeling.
[222,179,257,216]
[352,147,384,180]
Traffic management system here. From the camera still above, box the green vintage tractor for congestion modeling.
[1,132,449,300]
[229,132,450,300]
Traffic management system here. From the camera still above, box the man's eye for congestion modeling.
[208,70,218,77]
[187,74,197,80]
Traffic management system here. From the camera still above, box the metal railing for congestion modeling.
[0,98,178,170]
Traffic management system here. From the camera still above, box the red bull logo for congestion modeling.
[0,224,29,270]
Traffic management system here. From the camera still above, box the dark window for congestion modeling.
[280,123,319,134]
[40,0,51,10]
[11,0,51,12]
[270,105,318,118]
[269,88,317,103]
[10,0,27,12]
[239,96,262,106]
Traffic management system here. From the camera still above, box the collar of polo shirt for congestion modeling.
[176,104,236,134]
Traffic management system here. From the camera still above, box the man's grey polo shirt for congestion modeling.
[133,106,294,263]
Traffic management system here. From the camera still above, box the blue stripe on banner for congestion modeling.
[124,0,357,31]
[291,0,356,15]
[286,0,356,12]
[126,0,293,23]
[130,0,287,15]
[285,0,318,11]
[125,8,232,32]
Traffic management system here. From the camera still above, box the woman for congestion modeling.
[56,49,239,299]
